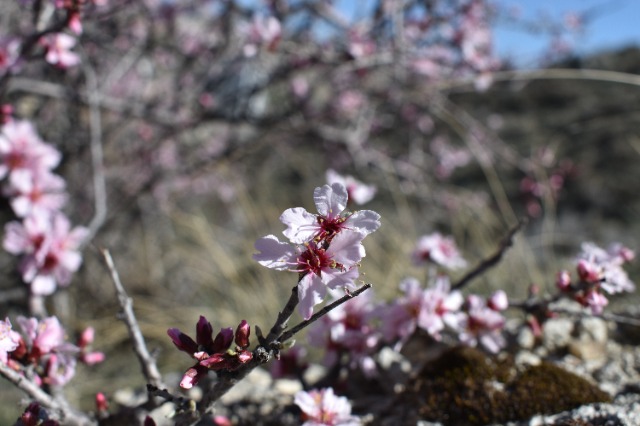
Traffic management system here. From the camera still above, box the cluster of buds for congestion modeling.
[556,242,635,314]
[168,316,252,389]
[1,316,103,387]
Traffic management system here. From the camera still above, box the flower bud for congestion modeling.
[235,320,251,349]
[556,270,572,291]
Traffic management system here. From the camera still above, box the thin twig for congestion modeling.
[199,282,373,413]
[82,57,107,243]
[452,219,527,291]
[101,249,165,389]
[0,362,95,426]
[280,283,372,342]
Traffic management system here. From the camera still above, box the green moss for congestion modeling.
[396,346,610,426]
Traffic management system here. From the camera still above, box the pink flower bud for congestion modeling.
[95,392,108,413]
[487,290,508,311]
[556,270,572,291]
[577,259,600,283]
[235,320,251,349]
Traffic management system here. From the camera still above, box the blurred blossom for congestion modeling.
[381,276,463,346]
[242,16,282,57]
[325,170,376,205]
[0,38,21,73]
[335,90,366,117]
[5,169,68,218]
[291,76,309,99]
[0,317,20,364]
[41,33,80,69]
[294,388,361,426]
[456,294,507,354]
[430,137,472,179]
[576,242,635,294]
[412,232,467,270]
[308,290,380,375]
[4,212,88,295]
[0,120,61,180]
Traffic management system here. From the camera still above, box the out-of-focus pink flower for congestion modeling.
[0,38,20,73]
[294,387,360,426]
[335,90,366,118]
[4,212,88,295]
[576,242,635,294]
[5,169,67,217]
[168,317,252,389]
[13,316,80,386]
[556,270,572,292]
[18,402,60,426]
[41,33,80,69]
[278,183,380,244]
[326,170,377,206]
[0,120,61,179]
[456,295,506,354]
[381,276,463,346]
[270,346,308,379]
[308,290,379,375]
[487,290,508,311]
[242,16,281,57]
[77,327,105,365]
[0,317,20,364]
[412,232,467,270]
[578,288,609,315]
[254,231,366,319]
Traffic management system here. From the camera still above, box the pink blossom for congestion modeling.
[576,242,635,294]
[294,388,360,426]
[77,327,105,365]
[0,120,61,179]
[242,16,281,57]
[0,317,20,364]
[279,183,380,245]
[308,290,379,375]
[325,170,377,205]
[381,276,463,345]
[412,232,467,270]
[0,38,20,73]
[456,295,506,354]
[4,212,88,295]
[254,230,366,319]
[41,33,80,69]
[5,169,68,217]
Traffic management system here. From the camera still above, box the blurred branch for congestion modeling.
[452,219,526,291]
[0,362,95,426]
[82,58,107,243]
[101,249,165,390]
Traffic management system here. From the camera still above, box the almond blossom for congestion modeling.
[0,317,20,364]
[456,292,508,354]
[294,387,361,426]
[412,232,467,270]
[380,276,463,346]
[279,183,380,245]
[41,33,80,69]
[5,169,68,218]
[254,230,366,319]
[4,212,88,295]
[325,169,377,205]
[0,120,61,180]
[575,242,635,294]
[308,290,380,375]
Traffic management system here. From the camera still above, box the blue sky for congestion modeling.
[329,0,640,65]
[493,0,640,65]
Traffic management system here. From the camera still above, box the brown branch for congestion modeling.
[452,219,527,291]
[198,281,373,414]
[0,362,95,426]
[280,283,372,342]
[101,249,165,389]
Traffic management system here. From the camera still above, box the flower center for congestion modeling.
[298,243,333,276]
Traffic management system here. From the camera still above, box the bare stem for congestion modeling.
[0,362,95,426]
[101,249,165,389]
[452,219,527,291]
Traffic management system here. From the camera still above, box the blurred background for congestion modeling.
[0,0,639,421]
